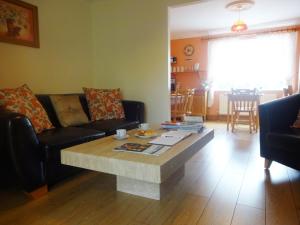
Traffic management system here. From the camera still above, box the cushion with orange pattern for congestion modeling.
[83,87,125,121]
[0,84,54,133]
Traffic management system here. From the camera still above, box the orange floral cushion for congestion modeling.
[83,87,125,121]
[0,84,54,133]
[83,87,108,121]
[101,89,125,119]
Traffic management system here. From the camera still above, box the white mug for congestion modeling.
[116,129,126,137]
[139,123,149,131]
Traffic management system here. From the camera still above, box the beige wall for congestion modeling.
[91,0,203,123]
[1,0,207,123]
[0,0,93,93]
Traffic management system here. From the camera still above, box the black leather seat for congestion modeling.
[38,127,105,152]
[267,130,300,152]
[38,127,105,186]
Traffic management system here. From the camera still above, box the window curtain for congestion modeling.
[207,32,298,94]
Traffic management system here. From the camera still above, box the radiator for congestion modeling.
[218,93,278,115]
[259,93,278,104]
[219,93,228,115]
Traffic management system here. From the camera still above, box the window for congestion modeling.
[207,32,297,90]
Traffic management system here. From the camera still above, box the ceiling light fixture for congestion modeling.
[231,11,248,32]
[226,0,255,32]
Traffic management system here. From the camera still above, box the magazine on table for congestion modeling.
[149,130,193,146]
[160,121,203,132]
[114,143,170,156]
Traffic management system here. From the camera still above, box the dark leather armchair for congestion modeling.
[259,93,300,170]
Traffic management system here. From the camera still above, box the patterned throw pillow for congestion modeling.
[101,89,125,119]
[292,109,300,128]
[83,87,108,121]
[0,84,54,133]
[83,87,125,121]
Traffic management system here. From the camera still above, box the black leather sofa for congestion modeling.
[259,93,300,170]
[0,94,144,194]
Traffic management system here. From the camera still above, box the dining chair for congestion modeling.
[171,88,194,121]
[228,89,260,133]
[185,88,195,116]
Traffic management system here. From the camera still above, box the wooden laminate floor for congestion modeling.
[0,122,299,225]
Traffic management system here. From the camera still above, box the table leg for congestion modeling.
[117,165,185,200]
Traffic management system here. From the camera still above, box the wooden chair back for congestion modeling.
[171,91,186,117]
[171,88,195,121]
[228,88,260,133]
[185,88,195,115]
[230,93,259,112]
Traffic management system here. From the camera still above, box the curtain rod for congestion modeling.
[201,25,300,41]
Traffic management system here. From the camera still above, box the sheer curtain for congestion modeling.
[207,32,298,91]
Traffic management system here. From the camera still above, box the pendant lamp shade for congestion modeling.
[231,20,248,32]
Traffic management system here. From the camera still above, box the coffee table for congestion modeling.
[61,127,214,200]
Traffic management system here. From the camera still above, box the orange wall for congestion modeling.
[171,38,208,89]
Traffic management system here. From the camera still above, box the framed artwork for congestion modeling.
[0,0,39,48]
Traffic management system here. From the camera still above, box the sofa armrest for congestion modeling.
[259,94,300,158]
[0,110,46,192]
[259,94,300,132]
[122,100,145,123]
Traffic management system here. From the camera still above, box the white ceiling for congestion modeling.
[169,0,300,39]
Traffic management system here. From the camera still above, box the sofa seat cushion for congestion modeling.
[38,127,105,152]
[267,129,300,152]
[79,119,139,136]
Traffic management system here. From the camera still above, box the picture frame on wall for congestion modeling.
[0,0,39,48]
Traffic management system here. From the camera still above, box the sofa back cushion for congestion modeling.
[0,85,54,133]
[50,95,89,127]
[36,94,91,128]
[36,95,62,128]
[78,94,91,120]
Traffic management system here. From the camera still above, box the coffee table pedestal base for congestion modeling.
[117,166,184,200]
